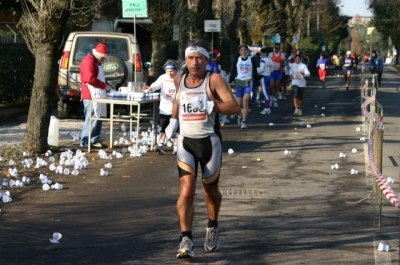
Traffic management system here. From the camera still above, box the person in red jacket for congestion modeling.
[80,43,114,148]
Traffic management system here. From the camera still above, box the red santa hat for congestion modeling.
[92,43,108,57]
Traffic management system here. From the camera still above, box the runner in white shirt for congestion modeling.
[289,54,310,116]
[143,60,179,154]
[257,47,273,115]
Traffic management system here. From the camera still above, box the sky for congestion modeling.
[339,0,373,17]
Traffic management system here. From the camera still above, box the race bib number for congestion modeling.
[319,64,325,70]
[166,87,175,98]
[180,90,207,123]
[272,62,281,70]
[294,74,304,80]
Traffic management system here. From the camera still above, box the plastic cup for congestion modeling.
[2,194,12,203]
[378,243,389,252]
[2,178,9,186]
[22,176,30,183]
[63,168,70,175]
[9,179,16,186]
[42,184,50,191]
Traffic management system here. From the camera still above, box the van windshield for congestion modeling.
[73,37,129,64]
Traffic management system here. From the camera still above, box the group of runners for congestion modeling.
[228,43,313,124]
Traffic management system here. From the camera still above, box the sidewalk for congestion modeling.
[0,67,399,264]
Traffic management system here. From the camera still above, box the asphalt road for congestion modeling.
[1,65,399,264]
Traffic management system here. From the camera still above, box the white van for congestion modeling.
[57,31,151,118]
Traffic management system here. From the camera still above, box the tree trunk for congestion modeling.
[21,43,55,152]
[178,0,189,63]
[149,40,169,80]
[228,0,242,70]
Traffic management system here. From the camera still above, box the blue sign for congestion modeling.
[271,35,281,44]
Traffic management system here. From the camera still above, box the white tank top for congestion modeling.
[236,57,253,80]
[178,73,216,139]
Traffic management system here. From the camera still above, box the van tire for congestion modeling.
[102,55,128,87]
[58,99,71,119]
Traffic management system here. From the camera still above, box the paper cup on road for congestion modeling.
[351,148,358,153]
[9,179,16,187]
[228,148,234,154]
[22,176,30,183]
[42,184,50,191]
[54,183,63,190]
[2,178,9,186]
[2,194,12,203]
[284,150,291,155]
[331,164,339,170]
[378,243,389,252]
[350,169,358,175]
[387,177,394,184]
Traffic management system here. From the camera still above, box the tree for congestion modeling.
[18,0,73,153]
[17,0,110,153]
[369,0,400,49]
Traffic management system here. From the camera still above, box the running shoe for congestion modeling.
[92,142,106,148]
[297,109,302,116]
[241,121,247,129]
[294,108,299,115]
[346,86,349,90]
[204,227,220,252]
[157,145,165,155]
[177,236,194,258]
[237,115,242,125]
[260,108,271,115]
[272,101,278,108]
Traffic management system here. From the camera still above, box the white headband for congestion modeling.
[185,46,209,59]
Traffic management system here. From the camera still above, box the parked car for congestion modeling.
[57,31,151,118]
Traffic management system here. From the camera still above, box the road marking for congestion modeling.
[387,156,398,167]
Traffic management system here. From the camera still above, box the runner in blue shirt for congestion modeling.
[341,51,353,90]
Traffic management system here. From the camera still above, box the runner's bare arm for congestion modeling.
[209,74,240,115]
[170,73,182,119]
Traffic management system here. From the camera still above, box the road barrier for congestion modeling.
[361,70,399,229]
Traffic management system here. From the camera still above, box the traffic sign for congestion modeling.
[204,20,221,32]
